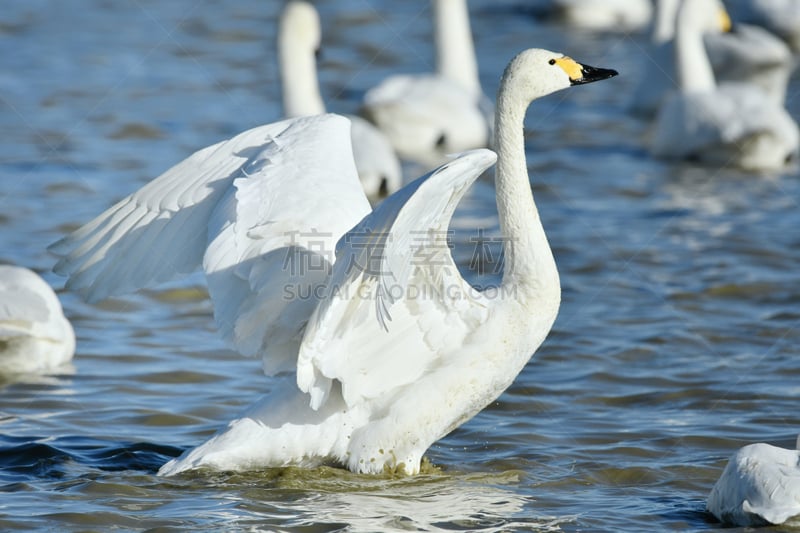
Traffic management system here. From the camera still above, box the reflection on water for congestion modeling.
[216,469,559,532]
[1,0,799,530]
[0,438,561,531]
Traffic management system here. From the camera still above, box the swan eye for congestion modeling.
[548,59,556,65]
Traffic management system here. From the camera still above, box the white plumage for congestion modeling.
[50,49,617,476]
[361,0,493,167]
[630,0,793,117]
[52,116,369,374]
[726,0,800,52]
[650,0,799,171]
[278,1,401,202]
[0,265,75,375]
[705,23,793,107]
[549,0,653,32]
[708,439,800,526]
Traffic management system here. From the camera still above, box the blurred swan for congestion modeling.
[361,0,493,167]
[0,265,75,375]
[650,0,799,171]
[278,1,401,202]
[630,0,793,116]
[706,24,793,105]
[707,438,800,526]
[50,48,616,476]
[726,0,800,52]
[549,0,653,32]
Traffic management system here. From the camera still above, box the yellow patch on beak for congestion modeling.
[554,56,584,81]
[719,8,732,32]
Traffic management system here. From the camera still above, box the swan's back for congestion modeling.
[552,0,653,32]
[708,442,800,526]
[705,23,793,106]
[0,265,75,374]
[651,83,799,169]
[362,74,488,164]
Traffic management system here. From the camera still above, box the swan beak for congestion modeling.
[555,57,618,86]
[719,8,732,33]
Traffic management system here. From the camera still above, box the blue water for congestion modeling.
[1,0,800,530]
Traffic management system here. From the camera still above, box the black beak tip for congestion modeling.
[602,68,619,79]
[571,65,619,86]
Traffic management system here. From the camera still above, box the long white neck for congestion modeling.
[433,0,481,98]
[652,0,679,44]
[674,2,716,93]
[278,21,325,117]
[494,74,557,292]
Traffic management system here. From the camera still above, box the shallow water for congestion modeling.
[1,0,800,531]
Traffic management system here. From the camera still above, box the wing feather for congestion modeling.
[49,121,299,302]
[51,114,371,375]
[297,149,497,408]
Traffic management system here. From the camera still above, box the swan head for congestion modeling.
[499,48,618,105]
[677,0,731,35]
[279,1,322,56]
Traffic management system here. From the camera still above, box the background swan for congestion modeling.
[548,0,653,32]
[279,1,401,202]
[0,265,75,375]
[705,23,793,105]
[726,0,800,52]
[50,48,616,476]
[629,0,793,116]
[361,0,493,167]
[707,438,800,526]
[650,0,799,171]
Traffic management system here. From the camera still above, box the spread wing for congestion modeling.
[50,114,371,374]
[297,149,497,409]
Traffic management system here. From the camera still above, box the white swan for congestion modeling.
[707,438,800,526]
[361,0,493,167]
[726,0,800,52]
[705,24,793,107]
[278,1,401,202]
[630,0,792,117]
[49,48,617,475]
[549,0,653,33]
[0,265,75,375]
[650,0,799,171]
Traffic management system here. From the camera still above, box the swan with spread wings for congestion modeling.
[50,48,616,475]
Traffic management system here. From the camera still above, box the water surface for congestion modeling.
[1,0,799,530]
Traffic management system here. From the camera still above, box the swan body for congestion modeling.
[279,1,401,202]
[0,265,75,375]
[361,0,493,167]
[50,49,617,476]
[363,75,489,166]
[650,0,799,170]
[551,0,653,32]
[652,84,799,169]
[726,0,800,52]
[705,24,793,106]
[630,0,793,116]
[707,439,800,526]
